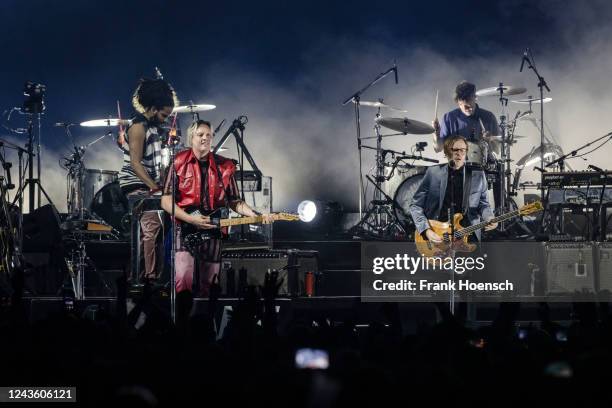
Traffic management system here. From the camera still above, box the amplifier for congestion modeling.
[235,170,263,192]
[544,242,596,295]
[220,249,319,297]
[597,242,612,292]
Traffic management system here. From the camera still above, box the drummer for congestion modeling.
[432,81,500,154]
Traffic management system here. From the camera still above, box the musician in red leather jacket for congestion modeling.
[161,120,273,296]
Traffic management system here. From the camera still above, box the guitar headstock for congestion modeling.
[519,200,544,216]
[273,212,300,221]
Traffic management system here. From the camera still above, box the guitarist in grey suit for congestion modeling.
[409,135,497,243]
[160,120,274,296]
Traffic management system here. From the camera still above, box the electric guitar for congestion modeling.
[414,201,543,257]
[181,207,300,251]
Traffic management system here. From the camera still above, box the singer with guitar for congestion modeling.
[161,120,275,296]
[409,136,498,249]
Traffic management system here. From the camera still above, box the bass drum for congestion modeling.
[389,166,427,229]
[83,169,118,209]
[90,181,130,235]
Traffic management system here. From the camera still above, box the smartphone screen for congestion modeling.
[295,348,329,369]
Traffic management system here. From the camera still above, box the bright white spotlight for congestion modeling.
[297,200,317,223]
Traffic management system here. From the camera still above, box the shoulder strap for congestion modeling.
[462,166,473,215]
[210,154,231,208]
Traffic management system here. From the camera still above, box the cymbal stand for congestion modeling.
[351,114,394,236]
[342,63,398,219]
[495,83,510,231]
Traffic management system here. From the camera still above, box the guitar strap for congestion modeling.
[462,165,473,217]
[210,153,230,209]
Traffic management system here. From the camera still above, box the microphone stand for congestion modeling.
[448,163,457,315]
[169,135,179,323]
[545,130,612,169]
[213,117,262,242]
[342,64,398,219]
[520,49,551,212]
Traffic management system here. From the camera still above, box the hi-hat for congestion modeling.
[353,100,409,113]
[173,104,216,113]
[80,118,131,127]
[510,97,552,105]
[376,117,435,135]
[476,85,527,97]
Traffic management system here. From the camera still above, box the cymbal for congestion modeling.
[376,117,435,135]
[476,85,527,97]
[510,97,552,105]
[173,104,216,113]
[80,118,131,127]
[516,143,563,168]
[486,135,527,141]
[354,100,409,113]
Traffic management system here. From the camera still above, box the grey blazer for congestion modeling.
[408,164,495,239]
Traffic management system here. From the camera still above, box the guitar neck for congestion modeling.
[219,215,264,227]
[455,209,522,238]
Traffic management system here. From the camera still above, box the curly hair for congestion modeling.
[131,78,179,113]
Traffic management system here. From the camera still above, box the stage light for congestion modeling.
[298,200,317,222]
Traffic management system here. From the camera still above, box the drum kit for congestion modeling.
[348,83,562,239]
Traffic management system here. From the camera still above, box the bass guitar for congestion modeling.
[414,201,543,257]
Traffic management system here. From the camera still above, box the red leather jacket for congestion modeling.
[172,149,236,210]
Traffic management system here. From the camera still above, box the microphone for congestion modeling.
[214,119,226,135]
[519,48,529,72]
[54,122,76,127]
[588,164,604,172]
[393,62,398,84]
[449,159,455,168]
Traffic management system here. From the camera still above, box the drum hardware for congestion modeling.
[477,82,535,230]
[64,236,113,300]
[342,62,400,219]
[59,123,118,239]
[352,109,438,238]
